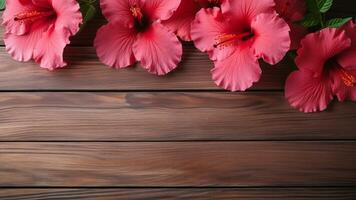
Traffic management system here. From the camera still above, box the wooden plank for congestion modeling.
[0,142,355,186]
[0,5,354,91]
[0,46,292,91]
[1,188,356,199]
[1,92,356,141]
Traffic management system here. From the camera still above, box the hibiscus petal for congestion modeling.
[133,22,182,75]
[251,13,290,65]
[346,87,356,102]
[335,49,356,102]
[329,68,356,102]
[99,0,137,26]
[142,0,181,21]
[33,26,70,70]
[274,0,306,22]
[221,0,275,21]
[197,0,223,8]
[337,47,356,71]
[162,0,201,41]
[51,0,82,35]
[94,22,137,69]
[285,70,334,113]
[296,28,351,75]
[2,0,35,35]
[4,20,49,62]
[343,20,356,44]
[191,8,235,61]
[31,0,52,8]
[212,47,261,91]
[350,87,356,101]
[338,21,356,71]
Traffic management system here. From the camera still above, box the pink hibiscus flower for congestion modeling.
[2,0,82,70]
[191,0,291,91]
[163,0,223,41]
[274,0,308,49]
[94,0,183,75]
[285,22,356,113]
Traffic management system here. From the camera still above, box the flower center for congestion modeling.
[325,58,356,87]
[206,0,220,7]
[337,68,356,87]
[214,32,254,49]
[195,0,220,8]
[14,10,55,23]
[130,5,149,32]
[130,5,144,22]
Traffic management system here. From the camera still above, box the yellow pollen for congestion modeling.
[214,33,252,48]
[14,10,54,22]
[130,6,143,22]
[338,68,356,87]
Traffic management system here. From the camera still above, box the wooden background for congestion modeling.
[0,1,356,199]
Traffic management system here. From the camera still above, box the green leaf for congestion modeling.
[79,1,97,32]
[318,0,333,13]
[302,0,327,28]
[305,0,318,13]
[81,4,96,24]
[326,17,353,28]
[0,0,5,11]
[300,14,320,27]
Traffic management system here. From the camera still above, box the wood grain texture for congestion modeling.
[1,92,356,141]
[0,47,292,91]
[1,2,356,198]
[0,3,354,91]
[0,142,356,187]
[1,188,356,200]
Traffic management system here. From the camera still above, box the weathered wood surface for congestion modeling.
[0,4,354,91]
[0,92,355,141]
[1,1,356,199]
[0,142,355,187]
[0,47,292,91]
[1,188,356,200]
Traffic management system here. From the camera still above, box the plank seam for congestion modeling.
[0,89,284,92]
[1,140,356,143]
[1,186,355,189]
